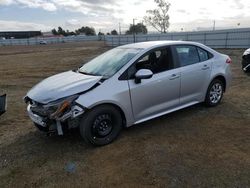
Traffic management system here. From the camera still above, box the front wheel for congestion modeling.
[205,79,224,107]
[79,105,122,146]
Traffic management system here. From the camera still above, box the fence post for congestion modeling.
[225,32,229,48]
[204,33,207,45]
[248,31,250,47]
[186,33,189,41]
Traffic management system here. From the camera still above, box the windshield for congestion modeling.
[79,48,141,78]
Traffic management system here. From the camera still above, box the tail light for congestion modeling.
[226,58,232,64]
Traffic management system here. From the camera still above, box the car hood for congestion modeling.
[27,71,103,104]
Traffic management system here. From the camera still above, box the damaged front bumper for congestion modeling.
[27,103,85,135]
[27,104,47,127]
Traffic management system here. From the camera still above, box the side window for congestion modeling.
[175,45,200,67]
[138,55,149,63]
[155,51,162,58]
[197,47,209,62]
[127,47,174,79]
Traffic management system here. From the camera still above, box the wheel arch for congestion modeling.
[211,75,227,91]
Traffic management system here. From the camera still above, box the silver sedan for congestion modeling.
[24,41,232,146]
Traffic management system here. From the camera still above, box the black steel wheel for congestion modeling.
[79,105,123,146]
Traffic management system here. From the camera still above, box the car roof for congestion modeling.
[117,40,202,50]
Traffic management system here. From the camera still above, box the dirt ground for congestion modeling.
[0,42,249,188]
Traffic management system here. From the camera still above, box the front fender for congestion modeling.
[75,78,135,127]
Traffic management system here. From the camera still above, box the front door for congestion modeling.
[127,47,181,122]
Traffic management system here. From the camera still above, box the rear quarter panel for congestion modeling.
[210,54,232,91]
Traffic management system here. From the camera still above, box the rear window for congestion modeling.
[197,47,209,62]
[175,45,213,67]
[175,45,200,66]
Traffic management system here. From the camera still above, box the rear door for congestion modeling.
[173,45,213,104]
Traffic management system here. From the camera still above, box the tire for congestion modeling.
[242,59,248,72]
[79,105,123,146]
[205,79,224,107]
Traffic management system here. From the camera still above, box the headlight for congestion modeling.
[43,95,79,119]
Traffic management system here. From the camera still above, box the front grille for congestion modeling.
[30,105,48,117]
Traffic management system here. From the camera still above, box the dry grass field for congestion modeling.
[0,42,249,187]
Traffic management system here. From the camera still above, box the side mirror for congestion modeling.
[135,69,153,84]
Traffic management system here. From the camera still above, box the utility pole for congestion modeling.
[119,22,121,35]
[141,21,144,34]
[118,23,121,46]
[213,20,216,31]
[133,18,136,43]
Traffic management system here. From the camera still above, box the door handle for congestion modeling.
[169,74,180,80]
[202,65,210,70]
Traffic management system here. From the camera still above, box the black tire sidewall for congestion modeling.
[205,79,224,107]
[242,59,250,72]
[80,105,122,146]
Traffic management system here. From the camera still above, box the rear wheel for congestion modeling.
[205,79,224,107]
[79,105,122,146]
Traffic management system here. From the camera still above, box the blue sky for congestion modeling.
[0,0,250,33]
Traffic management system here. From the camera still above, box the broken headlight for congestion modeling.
[43,95,79,119]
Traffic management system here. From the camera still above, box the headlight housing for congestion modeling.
[43,95,79,119]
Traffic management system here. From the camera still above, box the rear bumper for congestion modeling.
[225,66,232,91]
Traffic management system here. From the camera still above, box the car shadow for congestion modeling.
[244,72,250,76]
[0,102,223,181]
[0,103,210,162]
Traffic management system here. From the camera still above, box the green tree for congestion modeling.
[57,26,64,35]
[84,27,96,36]
[52,26,95,36]
[111,30,118,35]
[126,23,148,35]
[144,0,170,33]
[52,28,58,35]
[75,30,80,35]
[76,26,96,36]
[98,32,104,35]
